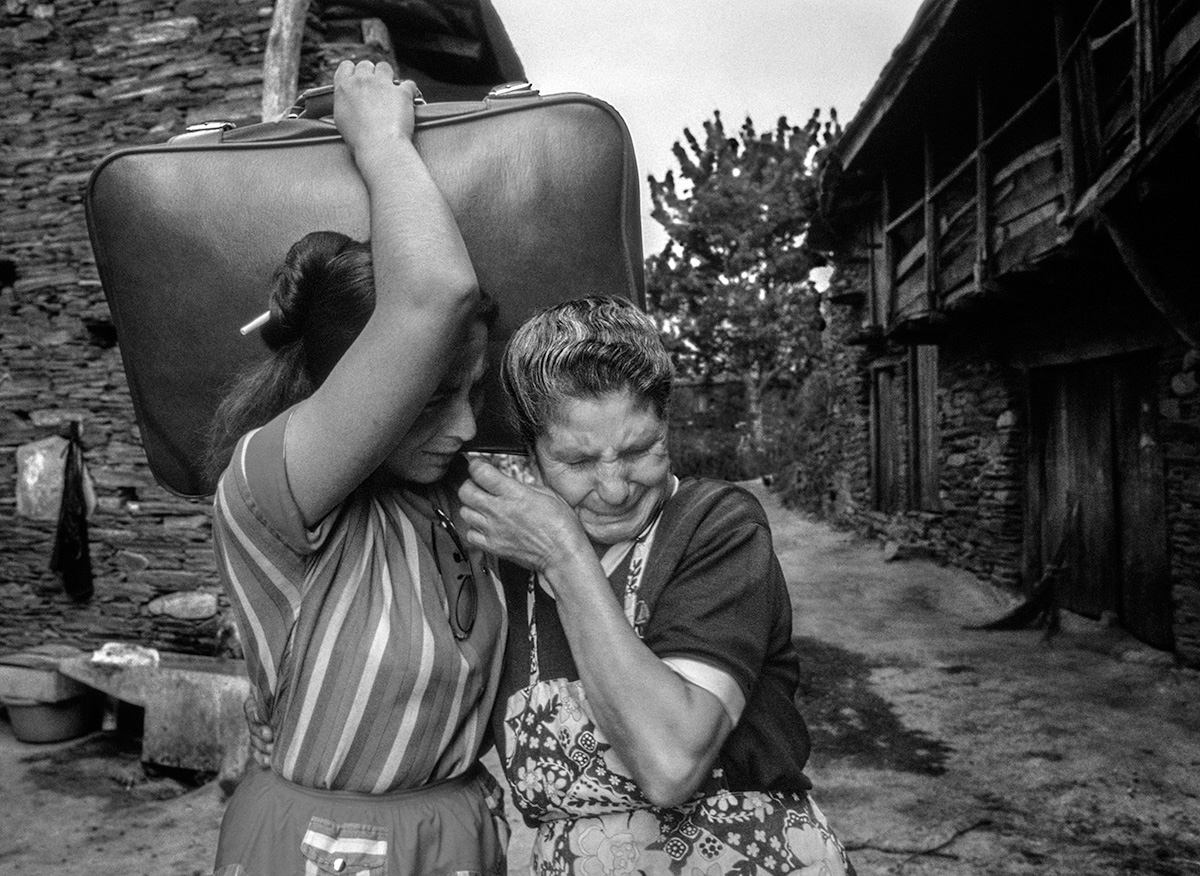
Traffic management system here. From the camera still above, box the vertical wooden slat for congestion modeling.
[872,367,901,514]
[1052,0,1080,204]
[882,176,896,328]
[1038,370,1070,602]
[908,345,941,511]
[869,367,882,511]
[1065,362,1116,617]
[1033,361,1119,618]
[974,72,991,286]
[907,349,920,508]
[1069,360,1120,617]
[1132,0,1146,148]
[1023,369,1047,593]
[1113,353,1174,648]
[1073,3,1104,178]
[923,129,938,311]
[868,210,882,328]
[880,368,897,513]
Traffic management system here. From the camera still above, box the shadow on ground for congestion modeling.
[794,636,952,776]
[23,731,209,809]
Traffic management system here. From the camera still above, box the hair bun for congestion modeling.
[261,231,354,350]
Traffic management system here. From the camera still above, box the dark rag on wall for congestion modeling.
[50,421,93,602]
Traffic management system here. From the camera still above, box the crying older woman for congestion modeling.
[458,295,855,876]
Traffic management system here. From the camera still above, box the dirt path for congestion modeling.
[751,482,1200,876]
[3,482,1199,875]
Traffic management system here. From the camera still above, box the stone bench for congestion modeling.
[58,652,251,790]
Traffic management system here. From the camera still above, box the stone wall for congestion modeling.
[1159,344,1200,664]
[0,0,332,656]
[783,259,1200,666]
[780,265,1026,591]
[910,343,1026,589]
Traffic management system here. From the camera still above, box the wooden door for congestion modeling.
[1112,356,1172,647]
[871,366,902,513]
[1026,353,1172,648]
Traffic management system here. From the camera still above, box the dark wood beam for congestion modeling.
[1052,0,1079,208]
[923,128,937,311]
[1132,0,1146,148]
[882,175,897,326]
[1101,212,1200,348]
[974,72,990,285]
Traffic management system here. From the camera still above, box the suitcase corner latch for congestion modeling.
[184,120,236,133]
[486,81,539,101]
[169,120,236,144]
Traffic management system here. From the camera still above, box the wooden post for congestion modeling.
[362,18,399,64]
[923,128,938,312]
[261,0,311,122]
[882,175,896,327]
[1132,0,1146,148]
[974,72,990,286]
[1052,0,1079,206]
[867,211,879,328]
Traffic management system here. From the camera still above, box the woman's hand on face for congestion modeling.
[458,457,591,575]
[333,59,418,159]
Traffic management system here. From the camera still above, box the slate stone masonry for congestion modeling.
[0,0,332,656]
[784,261,1200,667]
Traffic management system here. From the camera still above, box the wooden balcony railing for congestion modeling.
[864,0,1200,339]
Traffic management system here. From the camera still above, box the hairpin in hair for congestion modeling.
[239,311,270,335]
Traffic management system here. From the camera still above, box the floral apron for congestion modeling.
[500,503,855,876]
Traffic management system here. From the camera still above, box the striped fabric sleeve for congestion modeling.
[211,409,330,701]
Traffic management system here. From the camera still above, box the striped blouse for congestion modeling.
[212,410,506,793]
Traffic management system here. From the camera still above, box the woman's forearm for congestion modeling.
[356,140,478,322]
[283,64,478,523]
[544,556,732,808]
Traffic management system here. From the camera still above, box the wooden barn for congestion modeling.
[805,0,1200,665]
[0,0,523,656]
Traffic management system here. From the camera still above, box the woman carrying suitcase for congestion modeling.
[208,59,507,876]
[239,294,857,874]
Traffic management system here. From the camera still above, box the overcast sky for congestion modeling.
[489,0,929,255]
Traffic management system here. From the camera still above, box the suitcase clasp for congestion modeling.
[486,81,539,100]
[184,120,236,133]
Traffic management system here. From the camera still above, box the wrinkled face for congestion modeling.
[385,321,489,484]
[533,390,672,546]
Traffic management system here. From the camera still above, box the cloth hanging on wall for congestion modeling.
[50,421,93,602]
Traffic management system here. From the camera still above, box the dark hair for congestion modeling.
[501,295,674,448]
[206,230,496,483]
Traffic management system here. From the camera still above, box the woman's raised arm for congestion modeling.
[284,60,479,525]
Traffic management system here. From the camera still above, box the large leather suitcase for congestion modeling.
[85,82,644,498]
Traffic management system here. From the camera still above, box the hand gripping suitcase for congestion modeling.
[84,82,644,497]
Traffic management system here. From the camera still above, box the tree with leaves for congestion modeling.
[647,109,839,463]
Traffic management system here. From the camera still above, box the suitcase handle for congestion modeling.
[285,85,335,120]
[173,81,544,145]
[286,81,540,121]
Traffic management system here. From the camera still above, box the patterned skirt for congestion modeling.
[504,678,855,876]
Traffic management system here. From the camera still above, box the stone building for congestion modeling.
[0,0,522,655]
[788,0,1200,666]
